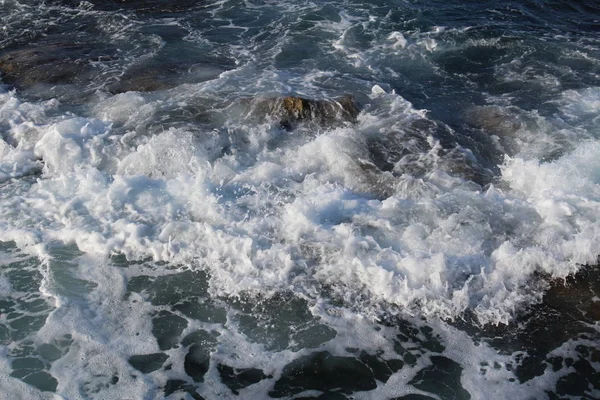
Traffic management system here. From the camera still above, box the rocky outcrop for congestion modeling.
[0,43,224,94]
[247,95,360,130]
[0,43,105,89]
[107,65,178,94]
[106,61,226,94]
[464,106,523,137]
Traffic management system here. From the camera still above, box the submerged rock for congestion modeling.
[0,43,106,89]
[247,94,360,129]
[464,106,523,138]
[107,67,175,94]
[106,61,226,94]
[364,118,494,189]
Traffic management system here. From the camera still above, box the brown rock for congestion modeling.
[464,106,523,137]
[107,66,176,94]
[0,43,104,89]
[248,94,360,129]
[106,61,227,94]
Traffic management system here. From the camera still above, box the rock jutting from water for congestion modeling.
[246,94,360,130]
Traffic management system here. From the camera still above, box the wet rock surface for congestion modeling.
[366,118,494,186]
[0,43,109,89]
[106,61,227,94]
[248,95,360,130]
[0,40,227,96]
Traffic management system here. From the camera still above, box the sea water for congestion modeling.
[0,0,599,398]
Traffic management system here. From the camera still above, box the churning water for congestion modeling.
[0,0,599,398]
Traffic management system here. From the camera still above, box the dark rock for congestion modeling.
[217,364,268,394]
[268,351,377,398]
[0,43,107,89]
[409,356,471,400]
[107,67,175,94]
[128,353,168,373]
[247,94,360,130]
[106,62,224,94]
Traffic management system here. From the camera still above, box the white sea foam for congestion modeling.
[1,80,598,328]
